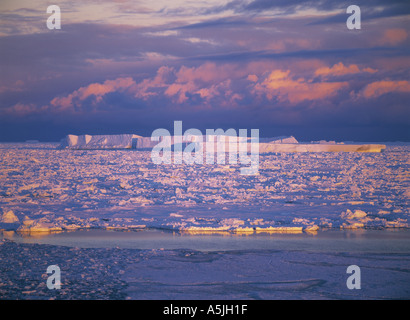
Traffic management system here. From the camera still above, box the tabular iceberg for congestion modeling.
[59,134,157,150]
[58,134,385,153]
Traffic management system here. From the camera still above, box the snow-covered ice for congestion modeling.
[0,142,409,299]
[0,142,407,233]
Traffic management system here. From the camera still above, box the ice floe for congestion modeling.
[0,143,408,234]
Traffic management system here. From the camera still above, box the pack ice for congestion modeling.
[0,141,407,234]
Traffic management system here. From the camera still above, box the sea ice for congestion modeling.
[0,143,408,234]
[0,141,409,300]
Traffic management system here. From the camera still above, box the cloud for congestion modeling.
[361,80,410,99]
[224,0,410,18]
[165,63,237,104]
[247,74,258,82]
[377,29,408,46]
[3,103,39,116]
[315,62,359,77]
[133,63,241,105]
[0,80,25,94]
[212,0,342,14]
[251,69,348,104]
[50,77,137,111]
[314,62,378,78]
[9,59,401,118]
[45,62,244,110]
[133,66,176,100]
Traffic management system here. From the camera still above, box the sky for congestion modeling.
[0,0,409,142]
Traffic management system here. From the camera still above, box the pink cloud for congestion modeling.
[315,62,377,77]
[361,80,410,99]
[50,94,75,110]
[0,80,25,94]
[133,66,175,100]
[247,74,258,83]
[315,62,360,77]
[252,69,348,104]
[134,63,241,105]
[2,103,39,116]
[164,81,197,103]
[40,60,404,117]
[47,63,244,110]
[377,29,408,46]
[50,77,136,111]
[168,64,241,104]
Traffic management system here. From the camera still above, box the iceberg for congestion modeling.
[259,136,298,144]
[258,143,386,153]
[58,134,385,153]
[59,134,158,150]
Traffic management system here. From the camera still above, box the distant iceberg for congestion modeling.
[58,134,298,150]
[259,136,298,144]
[258,143,386,153]
[58,134,385,153]
[58,134,158,150]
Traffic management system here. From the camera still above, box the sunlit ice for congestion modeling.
[151,121,260,175]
